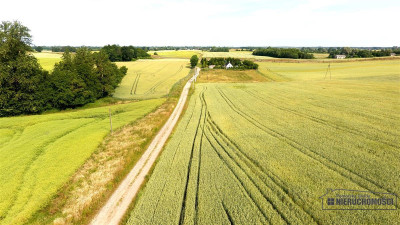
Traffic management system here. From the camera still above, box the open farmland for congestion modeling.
[202,51,272,59]
[114,59,191,99]
[258,59,400,81]
[312,53,329,59]
[31,52,62,71]
[127,60,400,224]
[148,50,201,59]
[0,98,164,225]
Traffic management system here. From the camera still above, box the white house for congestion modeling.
[209,65,216,69]
[335,55,346,59]
[390,53,396,56]
[225,62,233,69]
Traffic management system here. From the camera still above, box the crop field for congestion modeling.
[257,60,400,81]
[202,51,272,59]
[114,59,191,99]
[127,60,400,224]
[31,52,63,71]
[312,53,329,59]
[0,98,164,225]
[148,50,201,59]
[197,69,268,83]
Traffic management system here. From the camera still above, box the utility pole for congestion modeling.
[109,108,112,134]
[325,63,332,80]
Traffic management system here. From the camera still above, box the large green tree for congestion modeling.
[0,21,128,116]
[0,21,50,116]
[190,55,198,68]
[50,48,127,109]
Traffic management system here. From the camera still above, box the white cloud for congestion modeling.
[0,0,398,46]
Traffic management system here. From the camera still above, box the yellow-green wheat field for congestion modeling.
[31,52,63,71]
[114,59,191,99]
[127,59,400,224]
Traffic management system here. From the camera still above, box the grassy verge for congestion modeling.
[28,69,195,225]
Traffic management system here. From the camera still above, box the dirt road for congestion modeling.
[90,68,200,225]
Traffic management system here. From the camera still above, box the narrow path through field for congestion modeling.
[90,68,200,225]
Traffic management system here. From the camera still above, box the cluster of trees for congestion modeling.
[210,47,229,52]
[0,21,127,116]
[327,47,397,58]
[253,48,314,59]
[101,45,151,62]
[190,55,198,68]
[200,57,259,69]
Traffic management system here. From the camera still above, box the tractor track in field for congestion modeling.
[130,73,140,95]
[144,65,183,95]
[178,87,207,225]
[204,132,272,224]
[90,68,200,225]
[243,89,400,150]
[1,119,98,220]
[217,88,397,203]
[205,113,318,224]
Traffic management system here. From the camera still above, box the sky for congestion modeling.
[1,0,399,47]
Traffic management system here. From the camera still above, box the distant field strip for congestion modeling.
[148,50,201,59]
[258,60,400,81]
[114,60,190,99]
[0,99,164,225]
[128,65,399,224]
[32,52,62,71]
[202,51,272,59]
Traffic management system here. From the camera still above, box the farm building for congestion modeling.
[225,62,233,69]
[209,65,216,69]
[390,53,396,56]
[335,55,346,59]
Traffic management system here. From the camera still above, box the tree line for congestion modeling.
[200,57,259,69]
[210,47,229,52]
[253,47,314,59]
[327,47,397,58]
[101,45,151,62]
[0,21,127,117]
[33,46,102,52]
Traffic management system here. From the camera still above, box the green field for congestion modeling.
[31,52,63,71]
[202,51,272,59]
[114,59,191,99]
[127,60,400,224]
[0,98,164,225]
[148,50,201,59]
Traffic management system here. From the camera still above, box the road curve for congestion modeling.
[90,68,200,225]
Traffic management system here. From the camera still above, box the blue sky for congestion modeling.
[1,0,399,47]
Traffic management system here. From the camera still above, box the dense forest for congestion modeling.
[200,57,258,69]
[101,45,151,62]
[253,48,314,59]
[0,21,127,116]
